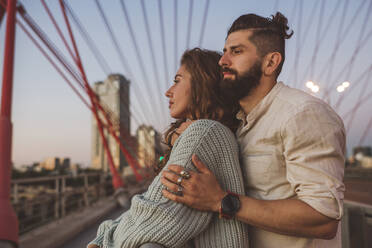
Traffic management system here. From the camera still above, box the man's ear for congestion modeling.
[262,52,282,76]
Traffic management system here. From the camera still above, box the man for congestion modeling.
[161,12,345,247]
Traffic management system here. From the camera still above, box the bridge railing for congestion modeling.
[342,200,372,248]
[11,172,113,234]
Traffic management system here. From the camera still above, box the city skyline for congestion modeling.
[0,0,371,167]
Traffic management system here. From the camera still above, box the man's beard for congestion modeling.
[220,60,262,102]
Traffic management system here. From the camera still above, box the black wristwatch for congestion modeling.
[219,191,241,219]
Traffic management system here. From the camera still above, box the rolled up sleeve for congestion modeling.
[282,103,346,220]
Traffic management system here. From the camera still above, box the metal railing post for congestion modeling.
[61,177,66,217]
[12,183,18,204]
[54,178,59,219]
[83,174,89,206]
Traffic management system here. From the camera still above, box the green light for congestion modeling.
[159,156,164,161]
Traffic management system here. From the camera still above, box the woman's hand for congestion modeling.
[161,154,226,212]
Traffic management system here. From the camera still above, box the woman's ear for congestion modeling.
[262,52,282,76]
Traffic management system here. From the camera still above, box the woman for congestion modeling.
[88,48,248,248]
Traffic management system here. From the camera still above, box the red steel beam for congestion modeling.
[0,0,19,245]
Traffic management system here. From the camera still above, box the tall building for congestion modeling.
[91,74,130,172]
[136,125,163,168]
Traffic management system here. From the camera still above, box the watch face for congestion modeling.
[221,193,240,217]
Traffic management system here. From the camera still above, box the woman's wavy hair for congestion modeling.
[154,48,240,174]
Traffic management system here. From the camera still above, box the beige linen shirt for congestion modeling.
[236,82,345,248]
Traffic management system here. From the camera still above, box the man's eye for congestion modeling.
[233,50,242,54]
[173,79,179,84]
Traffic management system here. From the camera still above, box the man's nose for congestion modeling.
[219,53,231,67]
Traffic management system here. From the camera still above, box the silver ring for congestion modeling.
[177,186,183,192]
[177,177,183,185]
[180,170,191,179]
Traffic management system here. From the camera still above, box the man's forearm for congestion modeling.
[234,196,339,239]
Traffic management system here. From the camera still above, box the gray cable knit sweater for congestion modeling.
[88,120,249,248]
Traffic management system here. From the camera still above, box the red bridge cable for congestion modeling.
[63,0,111,76]
[19,2,141,183]
[22,1,124,186]
[13,3,146,178]
[61,0,143,176]
[59,0,142,183]
[40,0,77,64]
[61,2,138,185]
[15,13,92,114]
[60,1,153,169]
[17,5,86,91]
[17,21,91,111]
[64,1,150,127]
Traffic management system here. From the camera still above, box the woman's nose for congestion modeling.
[165,86,173,98]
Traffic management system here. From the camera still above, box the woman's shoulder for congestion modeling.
[182,119,235,139]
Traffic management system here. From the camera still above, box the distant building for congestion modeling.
[40,157,60,170]
[136,125,163,168]
[91,74,130,172]
[39,157,70,171]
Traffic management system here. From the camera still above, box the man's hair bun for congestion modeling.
[271,12,293,39]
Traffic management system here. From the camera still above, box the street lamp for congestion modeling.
[305,81,320,93]
[336,81,350,93]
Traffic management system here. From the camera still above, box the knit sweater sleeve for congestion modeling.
[88,119,249,248]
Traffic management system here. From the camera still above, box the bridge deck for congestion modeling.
[58,206,125,248]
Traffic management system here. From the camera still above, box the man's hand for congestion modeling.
[161,157,339,239]
[161,154,226,212]
[87,244,100,248]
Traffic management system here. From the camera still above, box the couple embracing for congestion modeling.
[88,12,345,248]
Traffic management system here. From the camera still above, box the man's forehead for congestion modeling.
[224,30,253,48]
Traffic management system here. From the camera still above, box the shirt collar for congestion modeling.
[236,82,284,129]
